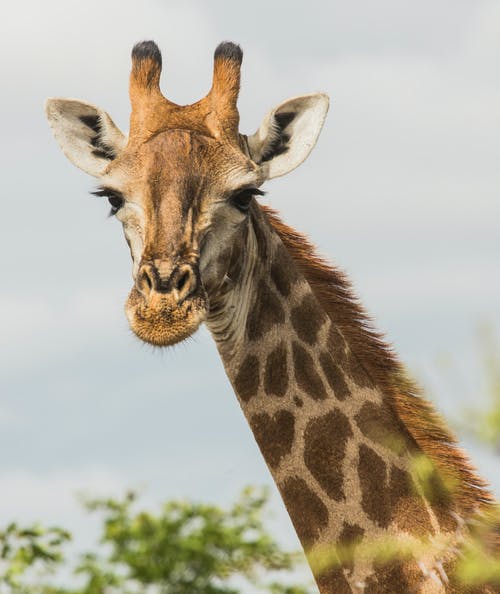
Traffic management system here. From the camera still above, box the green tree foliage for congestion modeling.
[0,523,70,593]
[0,488,313,594]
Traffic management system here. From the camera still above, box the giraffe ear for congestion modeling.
[247,93,329,180]
[45,98,127,177]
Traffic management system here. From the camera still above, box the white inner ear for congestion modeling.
[248,93,329,180]
[45,98,127,178]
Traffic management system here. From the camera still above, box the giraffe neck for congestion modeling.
[205,205,487,594]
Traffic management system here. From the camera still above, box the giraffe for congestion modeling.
[45,41,500,593]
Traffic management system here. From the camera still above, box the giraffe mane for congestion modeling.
[262,205,496,516]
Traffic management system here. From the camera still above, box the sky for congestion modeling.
[0,0,499,578]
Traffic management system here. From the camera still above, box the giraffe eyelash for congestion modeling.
[91,186,125,217]
[230,187,265,213]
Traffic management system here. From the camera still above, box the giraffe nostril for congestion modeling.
[137,265,154,297]
[175,270,190,293]
[138,262,197,300]
[173,265,196,301]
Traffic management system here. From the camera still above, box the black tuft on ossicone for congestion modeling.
[214,41,243,64]
[132,40,162,67]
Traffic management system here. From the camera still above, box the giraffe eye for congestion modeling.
[107,194,124,215]
[230,188,265,213]
[91,186,125,216]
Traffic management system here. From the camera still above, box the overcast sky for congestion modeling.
[0,0,499,575]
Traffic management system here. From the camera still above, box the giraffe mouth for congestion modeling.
[125,287,208,346]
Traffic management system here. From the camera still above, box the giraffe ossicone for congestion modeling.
[46,40,499,593]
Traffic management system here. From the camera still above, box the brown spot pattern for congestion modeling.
[316,566,352,594]
[251,214,269,260]
[319,351,350,401]
[291,294,326,345]
[226,235,246,281]
[233,354,259,402]
[346,351,373,388]
[280,476,328,547]
[329,325,348,367]
[355,401,403,452]
[263,341,288,397]
[293,396,303,407]
[250,410,295,469]
[338,522,365,572]
[246,280,285,341]
[304,410,353,501]
[358,444,390,527]
[270,248,293,297]
[263,208,491,525]
[432,504,459,533]
[427,469,457,531]
[389,466,434,536]
[389,466,413,501]
[364,561,415,593]
[292,342,327,400]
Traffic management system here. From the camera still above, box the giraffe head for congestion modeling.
[46,41,329,346]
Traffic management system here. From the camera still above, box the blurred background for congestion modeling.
[0,0,499,591]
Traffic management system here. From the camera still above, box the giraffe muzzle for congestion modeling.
[125,260,207,347]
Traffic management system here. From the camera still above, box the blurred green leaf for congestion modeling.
[0,488,313,594]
